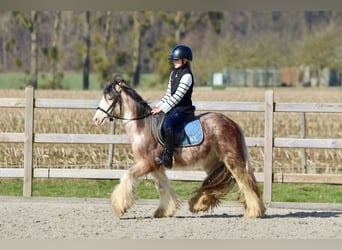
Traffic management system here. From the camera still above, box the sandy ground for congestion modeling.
[0,197,341,239]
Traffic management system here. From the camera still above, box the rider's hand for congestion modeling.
[151,107,161,115]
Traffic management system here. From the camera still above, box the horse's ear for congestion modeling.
[113,82,122,92]
[113,74,123,83]
[118,80,124,87]
[112,74,125,92]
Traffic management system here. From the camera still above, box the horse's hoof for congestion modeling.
[153,207,176,218]
[188,196,212,213]
[112,206,126,216]
[243,207,265,218]
[153,210,166,218]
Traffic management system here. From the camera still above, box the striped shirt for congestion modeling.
[156,73,193,113]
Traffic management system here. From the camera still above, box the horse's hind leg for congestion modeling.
[151,167,181,218]
[224,156,265,218]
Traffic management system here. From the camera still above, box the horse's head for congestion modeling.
[93,75,125,126]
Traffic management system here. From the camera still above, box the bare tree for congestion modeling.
[132,11,142,87]
[132,11,151,87]
[83,11,91,90]
[30,11,39,89]
[50,11,62,88]
[14,11,39,88]
[0,13,13,70]
[104,11,111,54]
[90,11,114,88]
[2,11,342,89]
[153,11,224,83]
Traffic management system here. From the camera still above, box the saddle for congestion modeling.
[156,115,204,147]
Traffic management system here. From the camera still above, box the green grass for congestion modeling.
[0,72,100,90]
[271,183,342,203]
[0,178,341,203]
[0,178,116,198]
[0,72,160,90]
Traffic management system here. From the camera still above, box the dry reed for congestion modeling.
[0,87,341,174]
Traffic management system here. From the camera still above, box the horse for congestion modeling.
[93,77,266,218]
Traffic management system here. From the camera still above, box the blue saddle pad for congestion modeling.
[158,118,204,147]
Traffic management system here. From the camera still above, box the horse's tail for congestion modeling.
[189,162,236,211]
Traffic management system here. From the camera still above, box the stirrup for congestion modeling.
[155,155,163,166]
[155,152,173,169]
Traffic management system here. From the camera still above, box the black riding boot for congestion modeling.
[155,128,174,168]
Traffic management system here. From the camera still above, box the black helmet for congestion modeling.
[168,44,193,61]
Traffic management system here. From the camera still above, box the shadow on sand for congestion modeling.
[119,211,341,220]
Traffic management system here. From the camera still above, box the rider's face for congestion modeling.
[173,59,183,69]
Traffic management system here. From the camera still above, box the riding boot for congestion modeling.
[155,128,174,168]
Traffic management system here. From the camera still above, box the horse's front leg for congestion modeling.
[111,161,149,216]
[152,167,181,218]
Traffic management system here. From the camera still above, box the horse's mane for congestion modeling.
[121,85,151,115]
[122,84,162,138]
[103,77,151,116]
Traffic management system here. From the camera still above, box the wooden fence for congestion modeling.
[0,87,341,203]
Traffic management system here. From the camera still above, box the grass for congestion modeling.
[271,183,342,203]
[0,178,341,204]
[0,72,159,90]
[0,72,100,90]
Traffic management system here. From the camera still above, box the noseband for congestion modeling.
[95,106,115,122]
[96,81,152,121]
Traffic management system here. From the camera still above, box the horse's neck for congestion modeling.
[121,94,136,125]
[121,93,143,135]
[120,92,156,142]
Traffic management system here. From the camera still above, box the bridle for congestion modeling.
[96,81,152,121]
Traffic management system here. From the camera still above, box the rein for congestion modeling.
[96,105,152,121]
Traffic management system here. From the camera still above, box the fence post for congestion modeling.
[264,90,274,203]
[107,121,116,168]
[300,112,307,173]
[23,87,34,197]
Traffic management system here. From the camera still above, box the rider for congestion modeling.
[151,44,196,168]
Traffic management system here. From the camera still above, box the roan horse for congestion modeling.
[93,77,266,218]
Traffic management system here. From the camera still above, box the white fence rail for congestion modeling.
[0,87,341,203]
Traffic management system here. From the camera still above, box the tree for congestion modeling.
[132,12,142,87]
[131,11,151,87]
[51,11,63,88]
[0,12,13,70]
[153,11,224,84]
[294,29,342,86]
[83,11,91,90]
[2,11,342,89]
[29,11,39,89]
[91,11,113,88]
[41,11,63,89]
[13,11,39,89]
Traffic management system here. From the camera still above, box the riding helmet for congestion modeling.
[168,45,193,61]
